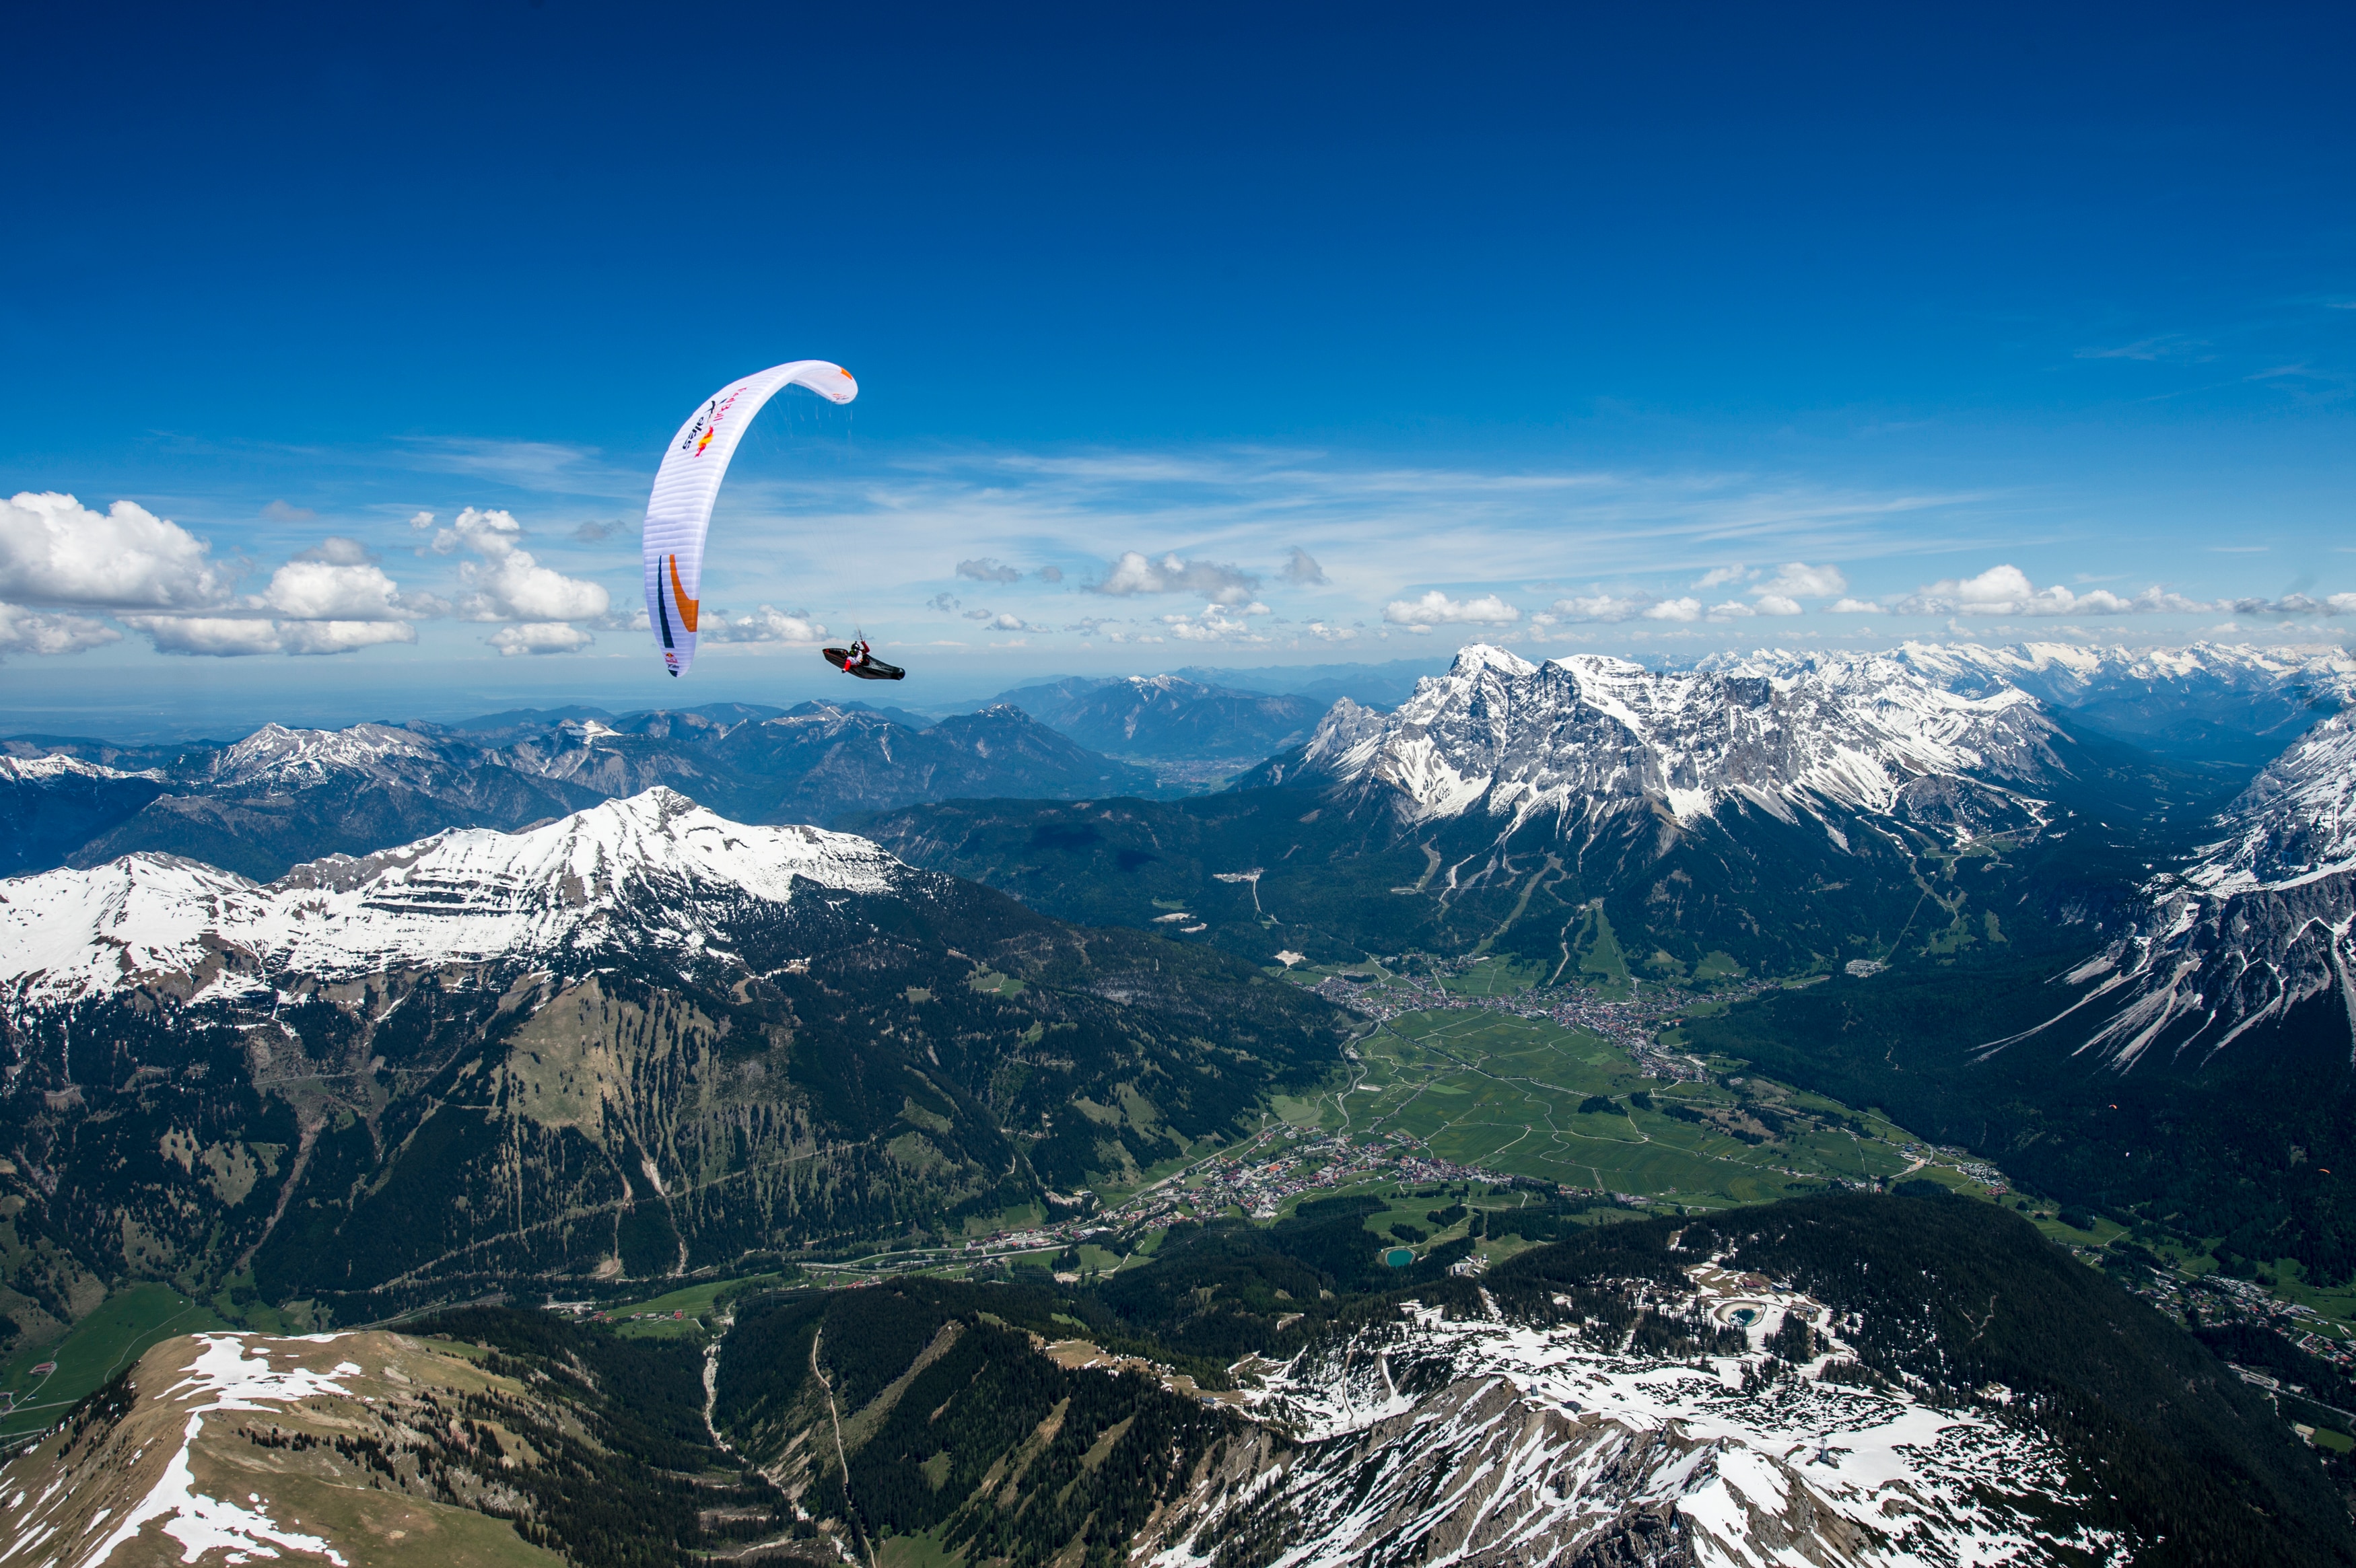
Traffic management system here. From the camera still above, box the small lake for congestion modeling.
[1383,1247,1416,1268]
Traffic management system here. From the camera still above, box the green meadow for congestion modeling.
[1,1283,228,1439]
[1318,1006,1918,1207]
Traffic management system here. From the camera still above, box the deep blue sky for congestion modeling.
[5,1,2353,734]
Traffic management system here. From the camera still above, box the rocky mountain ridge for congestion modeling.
[1995,706,2356,1071]
[1254,643,2071,845]
[0,789,899,1015]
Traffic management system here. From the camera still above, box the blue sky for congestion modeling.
[5,1,2353,734]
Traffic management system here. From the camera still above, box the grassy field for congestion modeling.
[1315,1006,1918,1207]
[1,1283,229,1439]
[603,1271,793,1337]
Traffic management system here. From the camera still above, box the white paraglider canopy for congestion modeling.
[643,359,858,677]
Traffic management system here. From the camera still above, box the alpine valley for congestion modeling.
[8,639,2356,1568]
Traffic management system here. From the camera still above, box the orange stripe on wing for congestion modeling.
[669,554,699,633]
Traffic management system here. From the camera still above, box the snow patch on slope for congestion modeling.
[0,788,901,1013]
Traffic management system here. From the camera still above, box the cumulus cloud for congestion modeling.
[0,492,232,610]
[1281,546,1328,585]
[260,499,317,523]
[434,507,611,622]
[957,558,1022,583]
[1894,565,2211,617]
[1757,563,1848,599]
[1708,600,1755,619]
[1642,598,1703,622]
[1696,565,1749,589]
[490,622,596,657]
[0,603,120,657]
[704,606,828,645]
[1383,590,1520,627]
[261,560,409,620]
[1159,602,1272,643]
[125,616,286,657]
[962,607,994,620]
[277,620,419,656]
[1302,621,1360,642]
[1754,594,1805,616]
[571,518,633,542]
[928,593,961,612]
[1037,565,1064,583]
[1828,598,1884,614]
[1093,550,1260,605]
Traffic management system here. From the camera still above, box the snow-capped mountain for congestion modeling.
[2005,709,2356,1067]
[1149,1285,2107,1568]
[1870,641,2354,762]
[1260,644,2063,843]
[0,787,900,1014]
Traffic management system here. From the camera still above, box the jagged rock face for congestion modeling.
[1144,1295,2106,1568]
[1267,645,2060,845]
[2015,710,2356,1069]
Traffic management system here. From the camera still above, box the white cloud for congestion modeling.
[1696,565,1749,589]
[1037,565,1064,583]
[260,499,317,523]
[963,607,994,620]
[1281,546,1328,585]
[571,518,633,542]
[1383,590,1520,626]
[1303,621,1359,642]
[985,611,1029,631]
[126,616,285,657]
[1093,550,1260,605]
[1895,565,2211,617]
[489,622,595,657]
[705,606,828,644]
[957,558,1022,583]
[1642,598,1703,622]
[0,602,120,657]
[435,507,611,622]
[1828,598,1884,613]
[277,620,419,656]
[261,560,409,620]
[1159,602,1272,643]
[929,593,961,612]
[1549,593,1655,623]
[0,492,232,610]
[1756,562,1848,598]
[1708,600,1755,619]
[1754,594,1805,616]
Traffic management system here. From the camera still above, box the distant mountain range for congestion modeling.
[0,701,1156,880]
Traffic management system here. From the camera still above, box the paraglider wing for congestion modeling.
[642,359,857,677]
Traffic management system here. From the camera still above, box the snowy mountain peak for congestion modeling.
[210,720,445,788]
[1280,642,2058,838]
[0,789,904,1014]
[1447,641,1539,679]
